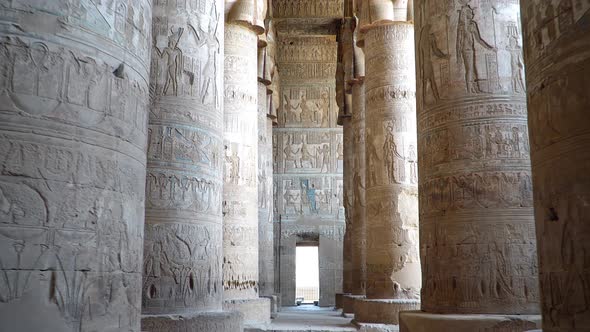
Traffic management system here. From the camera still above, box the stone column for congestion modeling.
[354,6,422,324]
[401,0,541,330]
[257,35,278,318]
[222,0,270,327]
[520,1,590,331]
[0,1,150,331]
[141,1,242,331]
[340,105,354,310]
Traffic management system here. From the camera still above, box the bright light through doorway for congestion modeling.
[296,246,319,304]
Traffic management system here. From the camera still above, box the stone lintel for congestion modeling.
[141,310,243,332]
[399,311,541,332]
[223,297,272,328]
[343,294,366,314]
[354,299,420,325]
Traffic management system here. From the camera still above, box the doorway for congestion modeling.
[296,245,319,305]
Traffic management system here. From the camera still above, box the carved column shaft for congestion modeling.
[222,14,271,324]
[143,0,224,315]
[342,113,355,295]
[521,1,590,331]
[414,0,538,315]
[223,22,259,301]
[354,22,421,325]
[363,23,420,300]
[350,78,367,297]
[0,1,151,331]
[258,58,274,297]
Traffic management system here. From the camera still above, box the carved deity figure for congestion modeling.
[383,123,405,184]
[318,144,330,173]
[154,27,184,96]
[284,135,302,168]
[297,94,313,124]
[366,128,381,186]
[408,145,418,184]
[226,149,240,185]
[508,34,525,93]
[300,138,315,168]
[200,5,221,106]
[316,92,330,127]
[302,182,318,214]
[419,23,449,102]
[283,94,301,123]
[456,0,495,93]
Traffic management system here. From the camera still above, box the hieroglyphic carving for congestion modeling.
[272,0,344,18]
[363,22,421,301]
[145,0,227,319]
[0,1,151,330]
[415,0,539,315]
[521,1,590,330]
[280,86,333,127]
[223,21,260,301]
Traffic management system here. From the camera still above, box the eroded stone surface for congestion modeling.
[399,311,541,332]
[223,22,260,301]
[142,311,243,332]
[143,0,226,319]
[520,1,590,330]
[414,0,539,314]
[362,22,421,301]
[0,0,151,330]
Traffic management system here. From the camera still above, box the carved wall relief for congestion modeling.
[415,0,539,315]
[0,1,152,330]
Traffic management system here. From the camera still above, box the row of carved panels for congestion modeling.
[273,130,344,175]
[276,85,339,128]
[7,0,152,63]
[272,175,345,221]
[0,38,150,148]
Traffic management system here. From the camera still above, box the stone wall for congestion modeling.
[273,33,344,307]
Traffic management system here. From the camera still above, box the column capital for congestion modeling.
[225,0,266,35]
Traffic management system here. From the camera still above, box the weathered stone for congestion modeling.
[520,1,590,331]
[399,311,541,332]
[223,298,271,327]
[414,0,539,314]
[0,0,151,330]
[350,78,367,297]
[274,32,344,307]
[142,311,243,332]
[354,299,420,325]
[143,3,233,331]
[361,22,421,302]
[343,294,365,315]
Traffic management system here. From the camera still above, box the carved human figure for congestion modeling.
[226,148,240,185]
[154,28,184,96]
[456,0,495,93]
[508,34,525,93]
[318,144,331,173]
[366,128,381,186]
[317,91,330,127]
[383,122,405,184]
[418,23,448,101]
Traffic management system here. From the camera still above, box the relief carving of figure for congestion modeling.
[508,34,525,93]
[418,23,449,102]
[316,91,330,127]
[301,180,318,214]
[300,137,315,168]
[366,128,381,187]
[154,27,184,96]
[408,145,418,184]
[284,135,302,168]
[225,148,240,185]
[456,0,496,93]
[318,144,330,173]
[383,123,405,184]
[283,94,301,123]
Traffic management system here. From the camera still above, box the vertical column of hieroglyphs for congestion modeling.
[223,0,271,325]
[521,1,590,331]
[355,2,421,323]
[257,31,275,299]
[141,1,241,331]
[414,0,538,315]
[0,0,151,331]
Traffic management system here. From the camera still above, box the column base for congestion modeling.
[354,299,420,325]
[335,293,349,309]
[356,322,401,332]
[224,297,271,328]
[343,294,365,314]
[261,295,279,319]
[141,310,243,332]
[399,311,542,332]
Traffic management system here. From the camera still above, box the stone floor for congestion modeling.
[247,305,357,332]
